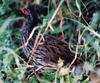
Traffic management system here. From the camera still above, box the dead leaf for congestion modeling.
[59,67,70,76]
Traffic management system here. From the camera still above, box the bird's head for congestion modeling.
[20,4,40,36]
[20,4,39,23]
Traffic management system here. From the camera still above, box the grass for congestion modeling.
[0,0,100,83]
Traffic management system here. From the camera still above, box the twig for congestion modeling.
[63,17,100,39]
[45,0,64,32]
[69,32,81,68]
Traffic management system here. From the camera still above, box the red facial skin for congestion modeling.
[20,7,30,16]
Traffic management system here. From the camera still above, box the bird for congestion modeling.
[20,4,83,73]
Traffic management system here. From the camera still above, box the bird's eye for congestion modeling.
[20,7,30,16]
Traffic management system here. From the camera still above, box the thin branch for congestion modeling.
[45,0,64,32]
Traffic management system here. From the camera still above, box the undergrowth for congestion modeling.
[0,0,100,83]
